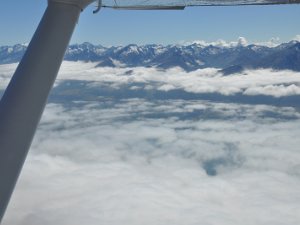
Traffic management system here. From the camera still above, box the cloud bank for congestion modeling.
[3,99,300,225]
[1,62,300,225]
[2,62,300,98]
[56,62,300,98]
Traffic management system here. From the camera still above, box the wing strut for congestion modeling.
[93,0,102,13]
[0,0,93,222]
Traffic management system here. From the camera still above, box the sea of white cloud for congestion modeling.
[1,62,300,225]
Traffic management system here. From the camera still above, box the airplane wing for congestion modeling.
[101,0,300,9]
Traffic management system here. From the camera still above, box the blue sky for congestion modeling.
[0,0,300,45]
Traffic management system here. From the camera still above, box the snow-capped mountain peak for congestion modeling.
[1,40,300,73]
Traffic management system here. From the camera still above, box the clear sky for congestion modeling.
[0,0,300,46]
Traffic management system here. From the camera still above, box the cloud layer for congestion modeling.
[2,62,300,98]
[3,99,300,225]
[1,62,300,225]
[57,62,300,98]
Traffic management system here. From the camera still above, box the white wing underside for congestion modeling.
[102,0,300,9]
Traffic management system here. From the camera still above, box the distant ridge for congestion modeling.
[1,41,300,74]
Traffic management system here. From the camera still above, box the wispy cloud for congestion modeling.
[293,34,300,42]
[181,36,281,48]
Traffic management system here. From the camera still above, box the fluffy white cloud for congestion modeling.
[1,62,300,225]
[183,37,248,48]
[56,62,300,98]
[237,37,248,46]
[244,84,300,97]
[2,98,300,225]
[0,63,18,90]
[2,62,300,98]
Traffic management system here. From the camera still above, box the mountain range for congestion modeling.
[1,41,300,74]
